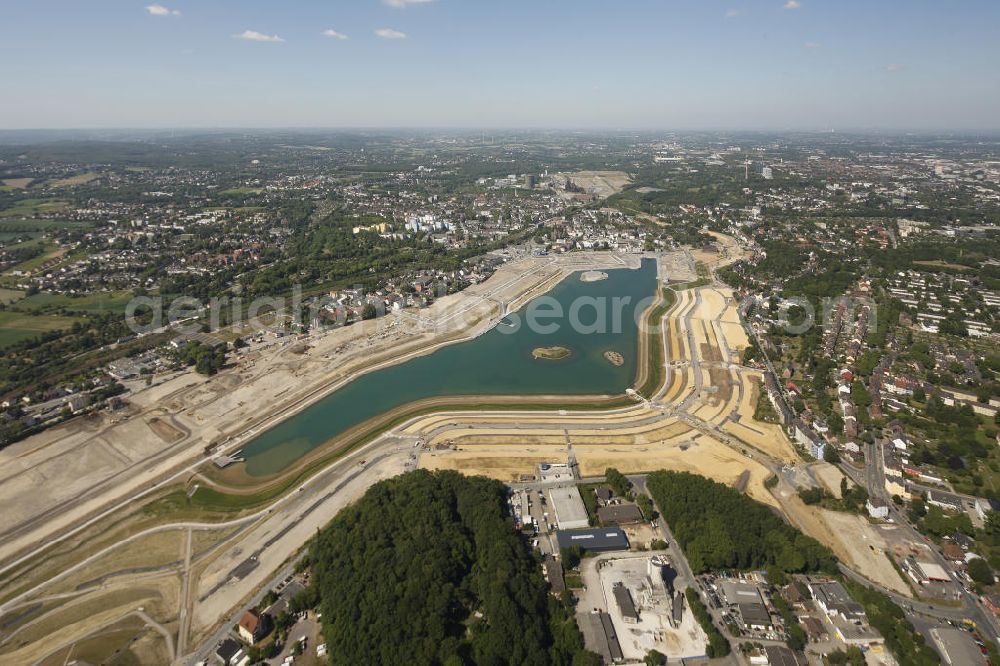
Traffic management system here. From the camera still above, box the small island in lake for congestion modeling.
[580,270,609,282]
[603,350,624,366]
[532,346,572,361]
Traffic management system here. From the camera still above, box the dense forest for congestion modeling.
[645,471,836,574]
[308,470,598,666]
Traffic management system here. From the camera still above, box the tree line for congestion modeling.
[646,470,837,574]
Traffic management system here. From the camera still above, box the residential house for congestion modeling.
[237,609,267,645]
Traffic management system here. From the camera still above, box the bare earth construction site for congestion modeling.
[0,237,911,665]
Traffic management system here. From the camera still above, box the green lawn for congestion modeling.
[673,276,710,290]
[0,328,45,347]
[636,288,677,398]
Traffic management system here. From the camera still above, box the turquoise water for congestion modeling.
[241,259,657,475]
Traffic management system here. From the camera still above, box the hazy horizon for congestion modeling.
[2,0,999,131]
[2,126,1000,135]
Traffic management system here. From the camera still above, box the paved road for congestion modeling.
[0,514,259,616]
[185,560,301,666]
[632,475,743,665]
[181,440,415,665]
[840,441,1000,643]
[733,271,1000,643]
[176,528,194,658]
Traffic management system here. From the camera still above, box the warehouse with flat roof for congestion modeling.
[556,528,629,553]
[548,486,590,530]
[579,611,623,663]
[597,503,644,525]
[612,582,640,623]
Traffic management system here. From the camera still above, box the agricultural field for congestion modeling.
[1,242,65,275]
[0,218,90,232]
[0,198,70,218]
[15,290,134,315]
[0,232,42,242]
[0,178,33,192]
[47,172,100,187]
[0,288,25,305]
[0,311,79,348]
[219,186,264,195]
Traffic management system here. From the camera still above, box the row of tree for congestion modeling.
[685,588,730,658]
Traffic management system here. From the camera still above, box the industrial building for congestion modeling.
[588,556,703,661]
[543,557,565,595]
[927,490,966,513]
[579,611,623,664]
[548,486,590,530]
[613,582,640,624]
[807,580,866,623]
[901,557,951,585]
[597,503,644,525]
[737,601,772,631]
[763,645,798,666]
[835,621,884,646]
[720,580,772,631]
[556,528,629,553]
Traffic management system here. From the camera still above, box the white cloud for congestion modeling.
[322,29,349,40]
[233,30,285,43]
[784,0,801,9]
[383,0,435,7]
[886,63,904,72]
[146,4,180,16]
[803,41,821,48]
[724,8,741,18]
[375,28,407,40]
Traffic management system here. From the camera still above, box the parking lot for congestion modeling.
[510,485,560,555]
[268,613,321,666]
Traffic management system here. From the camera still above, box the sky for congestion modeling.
[1,0,998,130]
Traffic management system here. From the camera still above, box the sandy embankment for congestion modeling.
[0,253,656,662]
[0,253,646,567]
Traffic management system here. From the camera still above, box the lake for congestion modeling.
[241,258,657,475]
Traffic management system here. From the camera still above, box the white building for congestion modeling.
[866,498,889,519]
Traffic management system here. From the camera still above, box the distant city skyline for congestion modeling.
[1,0,998,130]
